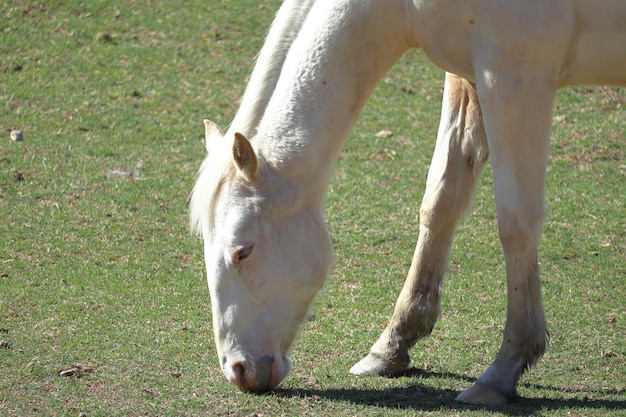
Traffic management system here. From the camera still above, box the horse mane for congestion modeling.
[228,0,315,138]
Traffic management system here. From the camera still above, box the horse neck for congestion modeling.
[255,0,413,196]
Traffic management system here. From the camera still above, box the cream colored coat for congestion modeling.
[190,0,626,404]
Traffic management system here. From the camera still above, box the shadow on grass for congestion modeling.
[275,368,626,415]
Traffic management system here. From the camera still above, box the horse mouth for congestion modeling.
[253,354,276,389]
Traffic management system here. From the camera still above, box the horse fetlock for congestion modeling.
[399,291,441,335]
[469,334,546,403]
[456,334,546,404]
[505,327,549,372]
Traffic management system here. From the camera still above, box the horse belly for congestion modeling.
[559,0,626,86]
[559,33,626,87]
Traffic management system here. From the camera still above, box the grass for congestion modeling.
[1,0,624,416]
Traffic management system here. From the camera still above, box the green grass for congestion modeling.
[1,1,624,416]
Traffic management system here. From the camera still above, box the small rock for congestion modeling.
[10,130,23,141]
[0,340,10,349]
[58,363,95,378]
[58,368,79,377]
[2,63,23,72]
[96,32,113,42]
[603,349,617,359]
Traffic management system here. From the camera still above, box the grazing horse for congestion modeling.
[190,0,626,404]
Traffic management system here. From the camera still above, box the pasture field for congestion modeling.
[1,1,624,416]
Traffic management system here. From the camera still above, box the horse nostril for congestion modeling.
[231,362,245,384]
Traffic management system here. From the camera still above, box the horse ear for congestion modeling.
[233,132,258,179]
[203,119,224,153]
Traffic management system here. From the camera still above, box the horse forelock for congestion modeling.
[189,149,237,238]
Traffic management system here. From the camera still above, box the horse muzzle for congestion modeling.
[222,354,290,392]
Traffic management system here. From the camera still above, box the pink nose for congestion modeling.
[226,355,276,392]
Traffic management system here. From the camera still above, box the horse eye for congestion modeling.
[236,245,254,262]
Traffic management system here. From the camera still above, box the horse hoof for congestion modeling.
[349,353,408,376]
[455,381,516,405]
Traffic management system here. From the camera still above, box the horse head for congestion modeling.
[190,120,333,391]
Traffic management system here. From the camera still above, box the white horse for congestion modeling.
[190,0,626,404]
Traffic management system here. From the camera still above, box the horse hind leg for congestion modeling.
[350,73,488,376]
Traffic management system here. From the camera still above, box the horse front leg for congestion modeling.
[456,70,555,405]
[351,73,488,376]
